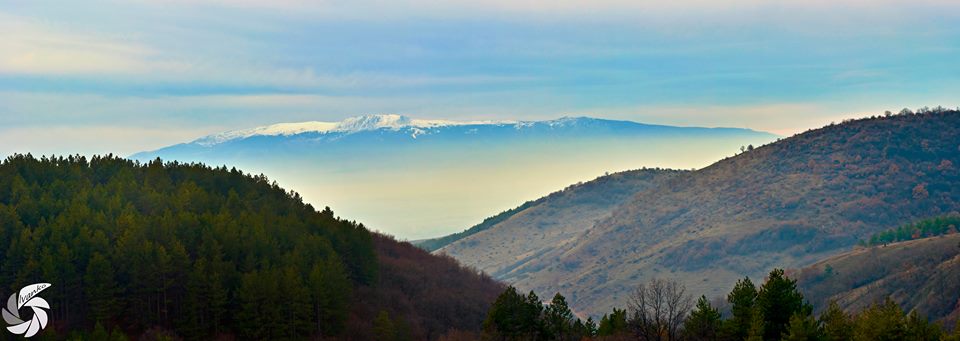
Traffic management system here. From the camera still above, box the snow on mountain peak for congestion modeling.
[192,114,514,146]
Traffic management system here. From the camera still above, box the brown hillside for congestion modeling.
[446,109,960,316]
[792,234,960,327]
[436,169,683,279]
[351,233,505,340]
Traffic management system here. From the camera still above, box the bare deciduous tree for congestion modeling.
[628,278,693,341]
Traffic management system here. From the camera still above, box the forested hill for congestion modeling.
[0,154,502,340]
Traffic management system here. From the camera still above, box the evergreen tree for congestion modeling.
[597,308,628,336]
[904,311,941,341]
[724,276,758,340]
[819,301,852,341]
[483,287,549,340]
[783,312,822,341]
[309,256,352,337]
[523,291,544,338]
[583,317,598,337]
[483,286,529,340]
[109,327,129,341]
[756,269,809,340]
[684,295,722,340]
[91,321,109,340]
[279,266,312,338]
[852,297,905,341]
[746,307,765,341]
[543,293,574,340]
[84,252,118,324]
[373,310,397,341]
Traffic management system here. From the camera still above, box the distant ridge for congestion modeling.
[190,114,514,146]
[436,108,960,316]
[130,114,777,239]
[416,167,685,253]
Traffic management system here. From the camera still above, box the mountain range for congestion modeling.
[425,109,960,316]
[131,114,777,239]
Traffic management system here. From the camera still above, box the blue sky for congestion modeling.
[1,0,959,156]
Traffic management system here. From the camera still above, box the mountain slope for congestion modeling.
[0,154,502,339]
[792,233,960,326]
[130,114,777,239]
[442,109,960,316]
[429,168,684,277]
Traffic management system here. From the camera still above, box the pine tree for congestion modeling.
[724,276,758,340]
[483,286,531,339]
[84,252,118,324]
[544,293,574,340]
[904,311,941,341]
[584,317,598,337]
[109,326,129,341]
[852,297,906,341]
[180,258,209,338]
[756,269,809,340]
[783,312,821,341]
[523,291,544,338]
[279,266,312,338]
[309,256,351,337]
[746,307,765,341]
[373,310,397,341]
[684,295,722,340]
[597,308,628,336]
[819,301,853,341]
[92,321,109,340]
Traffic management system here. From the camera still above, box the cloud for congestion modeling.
[0,12,535,93]
[0,14,156,75]
[0,124,214,157]
[130,0,960,21]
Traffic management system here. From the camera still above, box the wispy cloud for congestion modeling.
[1,0,958,156]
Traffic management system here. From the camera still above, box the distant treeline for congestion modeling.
[482,268,960,341]
[864,213,960,246]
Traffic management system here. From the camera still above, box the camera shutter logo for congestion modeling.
[2,283,52,338]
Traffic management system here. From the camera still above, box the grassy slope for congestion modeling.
[455,110,960,316]
[414,199,544,252]
[792,234,960,326]
[435,169,684,279]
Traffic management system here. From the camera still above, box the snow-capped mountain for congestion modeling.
[130,114,778,239]
[192,114,513,146]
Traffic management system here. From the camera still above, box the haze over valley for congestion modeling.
[131,114,777,239]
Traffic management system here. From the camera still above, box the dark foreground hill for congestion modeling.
[0,154,502,340]
[793,232,960,328]
[436,108,960,316]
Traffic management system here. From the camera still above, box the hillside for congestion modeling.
[131,114,776,239]
[439,109,960,316]
[428,168,684,277]
[792,233,960,327]
[0,154,502,340]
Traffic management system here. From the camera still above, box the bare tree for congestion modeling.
[628,278,693,341]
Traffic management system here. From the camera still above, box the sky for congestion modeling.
[2,0,958,157]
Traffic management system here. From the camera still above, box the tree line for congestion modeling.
[864,213,960,246]
[483,269,960,341]
[0,154,376,340]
